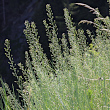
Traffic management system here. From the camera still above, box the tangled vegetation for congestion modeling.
[0,4,110,110]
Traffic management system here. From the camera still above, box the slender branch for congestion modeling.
[75,3,100,16]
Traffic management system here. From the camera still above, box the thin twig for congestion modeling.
[78,20,100,28]
[100,29,110,33]
[78,75,110,81]
[75,3,100,16]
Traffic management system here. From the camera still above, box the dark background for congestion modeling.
[0,0,109,89]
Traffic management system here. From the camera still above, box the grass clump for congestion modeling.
[0,4,110,110]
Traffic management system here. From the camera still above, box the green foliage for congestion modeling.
[0,3,110,110]
[88,43,99,57]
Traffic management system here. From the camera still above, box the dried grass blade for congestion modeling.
[75,3,100,16]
